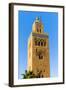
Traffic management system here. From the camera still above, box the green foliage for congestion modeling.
[21,70,43,79]
[21,70,35,79]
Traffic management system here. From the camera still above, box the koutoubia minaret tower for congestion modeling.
[27,17,50,78]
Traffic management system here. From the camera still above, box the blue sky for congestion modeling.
[18,11,58,79]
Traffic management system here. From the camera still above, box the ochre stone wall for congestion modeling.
[27,18,50,78]
[28,33,50,77]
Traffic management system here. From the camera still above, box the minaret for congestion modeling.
[27,17,50,78]
[32,17,43,34]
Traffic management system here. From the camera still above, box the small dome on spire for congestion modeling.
[32,17,44,33]
[35,17,41,23]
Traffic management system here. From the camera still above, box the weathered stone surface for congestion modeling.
[27,17,50,78]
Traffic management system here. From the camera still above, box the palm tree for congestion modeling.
[21,70,36,79]
[21,70,43,79]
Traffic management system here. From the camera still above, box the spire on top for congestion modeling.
[32,16,44,34]
[35,17,41,23]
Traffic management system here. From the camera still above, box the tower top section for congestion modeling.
[32,17,44,34]
[35,17,41,22]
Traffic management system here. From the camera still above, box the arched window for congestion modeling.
[38,52,43,59]
[41,42,43,46]
[40,29,41,33]
[38,41,40,46]
[39,55,43,59]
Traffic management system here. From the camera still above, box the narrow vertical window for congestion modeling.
[41,42,43,46]
[38,41,40,46]
[40,29,41,33]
